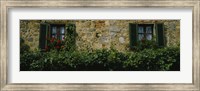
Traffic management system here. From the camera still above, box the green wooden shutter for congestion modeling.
[129,23,137,49]
[39,23,49,51]
[156,23,164,46]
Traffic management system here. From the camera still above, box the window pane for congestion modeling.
[146,34,152,40]
[60,35,65,40]
[146,26,152,33]
[52,35,57,38]
[138,34,144,40]
[52,27,57,34]
[138,27,144,33]
[60,27,65,34]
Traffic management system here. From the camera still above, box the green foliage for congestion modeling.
[132,36,160,51]
[20,51,43,71]
[45,37,65,51]
[63,23,77,51]
[20,46,180,71]
[123,47,180,71]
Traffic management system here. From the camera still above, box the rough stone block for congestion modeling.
[27,37,33,42]
[119,37,125,43]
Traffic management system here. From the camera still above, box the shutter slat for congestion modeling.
[39,24,49,51]
[156,24,164,46]
[129,23,137,49]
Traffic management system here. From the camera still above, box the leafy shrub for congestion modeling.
[132,37,161,52]
[20,46,180,71]
[20,51,43,71]
[123,47,180,71]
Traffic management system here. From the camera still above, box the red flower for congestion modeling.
[57,40,61,44]
[50,38,54,43]
[55,46,60,49]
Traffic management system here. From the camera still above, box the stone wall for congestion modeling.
[20,20,40,50]
[20,20,180,51]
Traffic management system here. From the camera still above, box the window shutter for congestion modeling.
[129,23,137,49]
[156,23,164,46]
[39,23,49,51]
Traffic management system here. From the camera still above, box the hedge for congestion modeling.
[20,46,180,71]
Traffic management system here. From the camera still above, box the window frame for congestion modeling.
[129,23,164,50]
[137,24,154,41]
[50,24,66,41]
[39,23,66,51]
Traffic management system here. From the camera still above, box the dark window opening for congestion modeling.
[138,24,153,41]
[39,23,76,52]
[129,23,164,50]
[50,24,65,41]
[39,24,65,51]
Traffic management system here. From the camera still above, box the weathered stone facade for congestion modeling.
[20,20,180,51]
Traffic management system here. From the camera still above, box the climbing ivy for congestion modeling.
[63,23,77,51]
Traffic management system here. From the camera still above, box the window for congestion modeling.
[39,24,65,51]
[129,23,164,49]
[51,24,65,41]
[39,23,76,51]
[138,24,153,41]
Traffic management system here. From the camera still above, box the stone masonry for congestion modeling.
[20,20,180,52]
